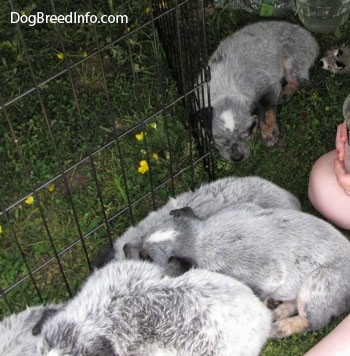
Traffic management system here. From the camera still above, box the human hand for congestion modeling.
[335,121,348,162]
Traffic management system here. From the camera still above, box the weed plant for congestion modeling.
[0,1,350,355]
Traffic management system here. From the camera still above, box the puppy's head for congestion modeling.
[319,46,349,75]
[212,97,257,162]
[39,319,117,356]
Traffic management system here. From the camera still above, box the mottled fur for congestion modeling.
[0,304,60,356]
[38,260,271,356]
[104,176,300,266]
[320,44,350,75]
[201,21,318,161]
[133,204,350,338]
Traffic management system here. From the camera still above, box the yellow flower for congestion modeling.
[0,225,2,234]
[158,0,167,9]
[137,160,149,174]
[325,106,330,111]
[24,195,34,205]
[82,51,88,58]
[150,122,157,129]
[48,184,55,192]
[20,10,26,16]
[135,131,147,141]
[56,52,64,60]
[152,153,159,160]
[145,6,152,14]
[310,91,319,101]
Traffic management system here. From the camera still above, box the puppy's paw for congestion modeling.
[261,128,279,146]
[260,109,279,146]
[270,316,309,339]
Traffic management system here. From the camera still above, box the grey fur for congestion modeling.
[38,260,272,356]
[320,44,350,75]
[0,304,60,356]
[136,204,350,338]
[112,176,300,264]
[201,21,319,161]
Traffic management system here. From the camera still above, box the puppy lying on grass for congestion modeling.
[124,204,350,338]
[92,176,300,268]
[36,260,271,356]
[201,21,319,161]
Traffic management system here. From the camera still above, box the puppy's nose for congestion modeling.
[230,152,245,161]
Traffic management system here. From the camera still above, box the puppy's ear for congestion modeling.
[91,244,115,269]
[32,307,60,335]
[335,60,346,70]
[123,243,132,258]
[169,206,198,219]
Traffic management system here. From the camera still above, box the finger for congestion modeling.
[336,124,346,160]
[334,159,350,196]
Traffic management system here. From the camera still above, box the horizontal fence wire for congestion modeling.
[0,0,213,316]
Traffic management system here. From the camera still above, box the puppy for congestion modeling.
[128,204,350,338]
[200,21,319,161]
[94,176,300,268]
[0,304,61,356]
[320,44,350,75]
[38,260,271,356]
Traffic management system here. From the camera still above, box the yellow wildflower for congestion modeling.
[325,106,330,111]
[48,184,56,192]
[140,149,147,155]
[158,0,167,9]
[145,6,152,14]
[152,153,159,160]
[20,10,26,16]
[56,52,64,60]
[0,225,2,234]
[82,51,88,58]
[24,195,34,205]
[150,122,157,129]
[137,160,149,174]
[310,91,319,101]
[135,131,147,141]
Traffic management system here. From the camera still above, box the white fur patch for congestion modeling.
[220,110,235,132]
[47,351,61,356]
[147,229,178,244]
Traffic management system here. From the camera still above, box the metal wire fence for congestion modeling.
[0,0,214,317]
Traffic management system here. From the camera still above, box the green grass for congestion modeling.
[0,0,205,314]
[1,1,350,355]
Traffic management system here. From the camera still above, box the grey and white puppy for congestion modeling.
[130,204,350,338]
[0,304,60,356]
[106,176,300,266]
[320,44,350,75]
[38,260,272,356]
[201,21,319,161]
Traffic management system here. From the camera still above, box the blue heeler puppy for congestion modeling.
[97,176,300,267]
[38,260,271,356]
[130,204,350,338]
[201,21,319,161]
